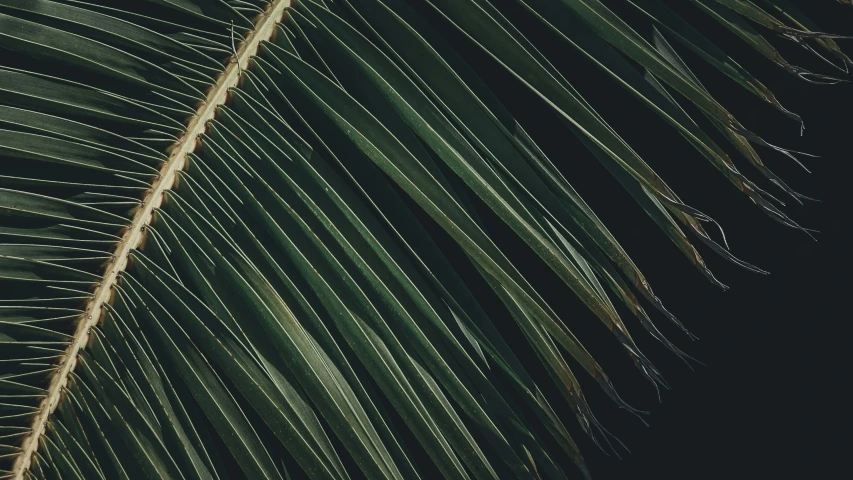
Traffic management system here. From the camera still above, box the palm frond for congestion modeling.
[0,0,847,478]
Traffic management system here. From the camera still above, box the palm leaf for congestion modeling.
[0,0,847,478]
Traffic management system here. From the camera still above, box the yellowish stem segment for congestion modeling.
[11,2,290,477]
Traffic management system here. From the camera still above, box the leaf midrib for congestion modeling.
[10,2,291,478]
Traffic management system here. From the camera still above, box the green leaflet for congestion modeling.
[689,0,844,82]
[759,0,853,69]
[628,0,801,120]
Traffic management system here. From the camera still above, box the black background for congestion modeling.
[408,1,851,479]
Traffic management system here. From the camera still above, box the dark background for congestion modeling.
[408,1,851,479]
